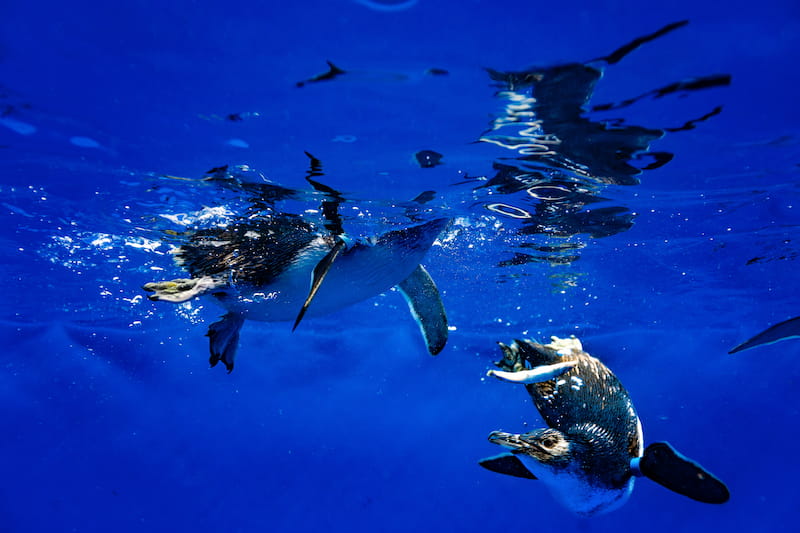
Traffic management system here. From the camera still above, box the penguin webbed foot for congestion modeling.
[633,441,729,504]
[494,339,557,373]
[207,313,245,373]
[513,338,565,366]
[143,276,222,303]
[494,341,525,372]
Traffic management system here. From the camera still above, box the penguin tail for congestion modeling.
[631,442,729,504]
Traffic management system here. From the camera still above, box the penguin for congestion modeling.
[144,215,449,372]
[143,155,449,372]
[479,336,729,516]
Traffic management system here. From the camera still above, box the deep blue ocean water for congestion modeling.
[2,1,799,531]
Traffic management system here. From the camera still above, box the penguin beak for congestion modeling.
[488,430,563,460]
[488,431,525,451]
[490,429,571,469]
[376,218,450,251]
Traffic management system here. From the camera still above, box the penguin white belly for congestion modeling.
[220,236,424,322]
[518,455,635,517]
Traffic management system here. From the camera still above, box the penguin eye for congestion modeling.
[541,436,557,449]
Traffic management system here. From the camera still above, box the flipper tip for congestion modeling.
[291,315,303,332]
[638,442,730,504]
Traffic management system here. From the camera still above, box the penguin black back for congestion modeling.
[498,337,642,489]
[174,216,325,286]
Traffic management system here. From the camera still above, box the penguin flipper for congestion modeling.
[479,453,538,480]
[633,442,729,504]
[729,315,800,354]
[207,312,245,373]
[396,264,448,355]
[293,238,348,331]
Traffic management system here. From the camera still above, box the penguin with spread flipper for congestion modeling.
[479,336,729,516]
[144,154,449,372]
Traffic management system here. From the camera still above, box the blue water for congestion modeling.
[2,1,799,531]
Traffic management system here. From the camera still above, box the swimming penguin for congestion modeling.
[479,336,729,516]
[143,163,449,372]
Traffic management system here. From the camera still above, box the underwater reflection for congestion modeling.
[477,20,730,267]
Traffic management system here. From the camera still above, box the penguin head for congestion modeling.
[488,428,636,516]
[489,428,577,471]
[370,218,450,254]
